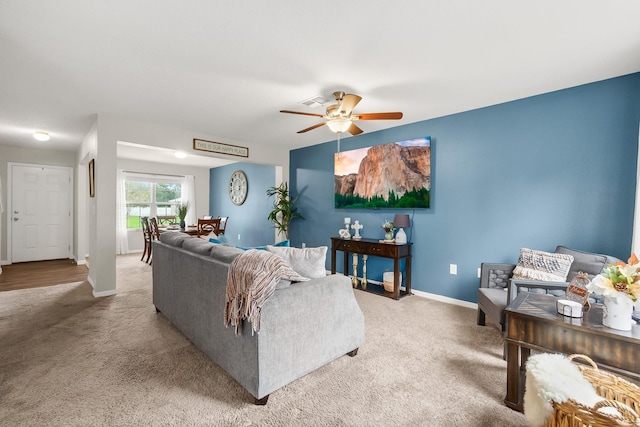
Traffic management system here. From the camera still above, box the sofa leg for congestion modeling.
[477,309,486,326]
[347,348,359,357]
[254,395,269,405]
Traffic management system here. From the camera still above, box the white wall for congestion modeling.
[86,114,290,296]
[117,158,212,253]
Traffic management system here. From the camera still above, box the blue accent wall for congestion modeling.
[289,73,640,303]
[209,162,275,247]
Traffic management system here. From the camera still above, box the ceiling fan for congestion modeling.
[280,91,403,135]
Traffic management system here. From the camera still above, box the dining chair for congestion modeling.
[140,217,153,263]
[197,218,221,238]
[149,217,161,240]
[217,216,229,235]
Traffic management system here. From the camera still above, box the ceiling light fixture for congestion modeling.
[33,131,50,141]
[174,151,187,159]
[326,118,352,134]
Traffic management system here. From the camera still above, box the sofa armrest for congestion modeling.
[479,263,516,289]
[507,278,569,304]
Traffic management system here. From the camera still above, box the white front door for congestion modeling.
[11,165,72,263]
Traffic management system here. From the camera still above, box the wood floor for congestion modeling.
[0,259,88,292]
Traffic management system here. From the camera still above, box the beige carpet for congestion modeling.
[0,254,526,426]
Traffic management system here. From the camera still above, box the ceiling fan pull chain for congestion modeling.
[337,133,341,157]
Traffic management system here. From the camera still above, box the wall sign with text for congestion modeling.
[193,138,249,158]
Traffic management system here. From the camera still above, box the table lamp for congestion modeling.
[393,214,410,244]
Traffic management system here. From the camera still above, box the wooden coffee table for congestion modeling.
[504,292,640,412]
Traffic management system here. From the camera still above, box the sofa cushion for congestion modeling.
[275,279,291,290]
[266,245,327,279]
[554,246,608,280]
[512,248,574,282]
[210,244,244,264]
[159,232,190,247]
[182,237,215,256]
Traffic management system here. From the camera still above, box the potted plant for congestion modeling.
[176,202,190,230]
[266,182,303,239]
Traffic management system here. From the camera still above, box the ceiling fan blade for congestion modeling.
[355,112,403,121]
[339,94,362,115]
[297,122,326,133]
[348,123,363,135]
[280,110,325,118]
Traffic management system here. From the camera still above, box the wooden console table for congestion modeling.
[504,292,640,412]
[330,237,412,300]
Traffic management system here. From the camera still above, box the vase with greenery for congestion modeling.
[266,182,303,239]
[176,202,189,229]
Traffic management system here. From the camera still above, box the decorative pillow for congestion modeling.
[554,246,608,280]
[512,248,574,282]
[209,235,230,245]
[236,240,290,251]
[266,245,327,279]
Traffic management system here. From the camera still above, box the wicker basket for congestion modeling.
[545,354,640,427]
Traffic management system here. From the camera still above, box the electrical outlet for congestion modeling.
[449,264,457,275]
[477,267,481,278]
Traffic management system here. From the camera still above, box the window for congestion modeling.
[125,178,182,229]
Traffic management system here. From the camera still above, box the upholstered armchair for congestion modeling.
[477,246,621,332]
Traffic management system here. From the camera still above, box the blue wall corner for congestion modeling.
[209,162,276,247]
[288,73,640,303]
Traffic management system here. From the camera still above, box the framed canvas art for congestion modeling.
[334,136,430,209]
[89,159,95,197]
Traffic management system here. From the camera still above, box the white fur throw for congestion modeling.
[524,353,602,426]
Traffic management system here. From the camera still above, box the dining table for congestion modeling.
[158,225,199,236]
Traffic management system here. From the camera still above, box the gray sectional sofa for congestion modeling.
[152,232,365,404]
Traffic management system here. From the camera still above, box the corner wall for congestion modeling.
[289,73,640,303]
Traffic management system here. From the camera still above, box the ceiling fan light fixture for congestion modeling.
[33,131,50,141]
[327,118,352,133]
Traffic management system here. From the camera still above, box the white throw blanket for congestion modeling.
[524,353,624,426]
[225,249,308,335]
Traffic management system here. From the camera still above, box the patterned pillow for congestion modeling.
[512,248,574,282]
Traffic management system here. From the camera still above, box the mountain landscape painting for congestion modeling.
[334,136,431,209]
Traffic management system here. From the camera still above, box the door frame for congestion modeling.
[7,162,74,264]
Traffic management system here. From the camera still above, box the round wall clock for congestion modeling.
[228,170,248,205]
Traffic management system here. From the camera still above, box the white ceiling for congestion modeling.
[2,1,640,167]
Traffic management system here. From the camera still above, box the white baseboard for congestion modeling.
[344,274,478,309]
[93,289,117,298]
[411,289,478,310]
[87,275,117,298]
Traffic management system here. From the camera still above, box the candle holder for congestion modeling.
[352,253,359,288]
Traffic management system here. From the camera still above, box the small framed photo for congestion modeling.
[89,159,95,197]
